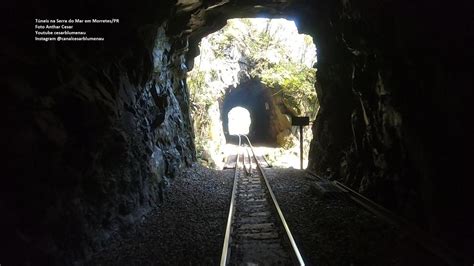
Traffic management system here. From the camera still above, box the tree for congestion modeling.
[186,18,318,166]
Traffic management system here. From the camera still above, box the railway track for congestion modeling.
[221,135,305,266]
[306,171,467,266]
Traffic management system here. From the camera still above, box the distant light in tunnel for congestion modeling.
[228,107,251,135]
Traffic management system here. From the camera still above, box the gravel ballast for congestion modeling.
[87,165,233,265]
[265,168,445,266]
[87,165,446,265]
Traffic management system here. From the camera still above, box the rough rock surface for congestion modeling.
[3,2,195,264]
[86,165,233,265]
[3,0,473,263]
[300,1,474,256]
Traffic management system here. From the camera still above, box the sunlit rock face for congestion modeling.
[3,0,473,264]
[188,17,316,164]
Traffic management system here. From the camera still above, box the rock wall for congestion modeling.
[302,0,474,255]
[3,0,473,263]
[3,1,194,264]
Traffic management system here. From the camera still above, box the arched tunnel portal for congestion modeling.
[221,79,288,147]
[3,0,473,264]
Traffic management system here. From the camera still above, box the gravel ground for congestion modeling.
[87,165,446,266]
[87,164,233,265]
[265,168,445,266]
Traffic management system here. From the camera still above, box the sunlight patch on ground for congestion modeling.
[253,146,308,169]
[222,144,308,169]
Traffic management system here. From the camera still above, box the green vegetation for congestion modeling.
[211,18,318,117]
[259,62,318,117]
[187,18,318,167]
[187,69,222,161]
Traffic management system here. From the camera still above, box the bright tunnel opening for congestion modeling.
[228,107,251,135]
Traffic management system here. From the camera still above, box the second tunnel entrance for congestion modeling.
[187,18,318,167]
[222,79,288,147]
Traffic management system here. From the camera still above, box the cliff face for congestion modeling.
[2,0,473,263]
[303,1,473,252]
[3,1,194,263]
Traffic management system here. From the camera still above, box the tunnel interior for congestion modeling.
[3,0,474,264]
[222,79,284,147]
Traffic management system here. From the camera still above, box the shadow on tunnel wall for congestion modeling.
[302,0,474,260]
[2,0,474,264]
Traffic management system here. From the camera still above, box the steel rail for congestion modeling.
[241,143,252,175]
[305,170,465,266]
[220,135,242,266]
[250,146,272,168]
[332,180,465,266]
[241,135,306,266]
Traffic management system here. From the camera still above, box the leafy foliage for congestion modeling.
[187,18,318,165]
[219,18,319,117]
[259,62,318,117]
[187,69,220,155]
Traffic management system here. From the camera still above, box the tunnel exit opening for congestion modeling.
[228,107,251,135]
[187,18,318,169]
